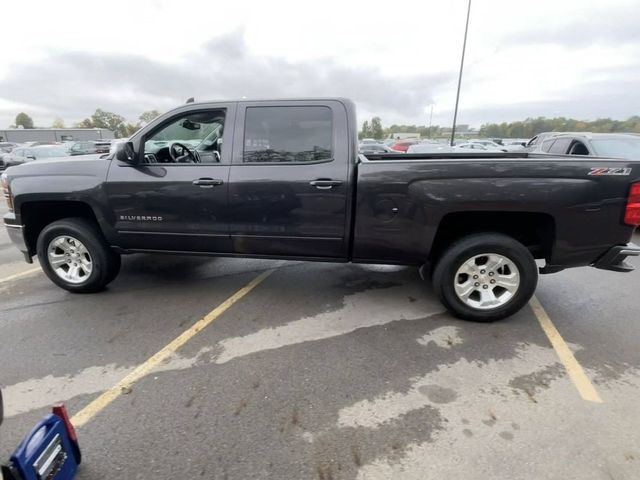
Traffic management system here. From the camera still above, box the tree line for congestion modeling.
[359,115,640,140]
[10,109,161,138]
[13,110,640,141]
[478,116,640,138]
[360,116,446,140]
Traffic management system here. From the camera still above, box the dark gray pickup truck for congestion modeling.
[3,98,640,321]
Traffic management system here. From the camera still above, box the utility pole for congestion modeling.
[450,0,472,147]
[428,104,434,139]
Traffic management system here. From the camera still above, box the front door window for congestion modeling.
[143,110,225,164]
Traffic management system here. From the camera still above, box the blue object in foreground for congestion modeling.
[2,404,81,480]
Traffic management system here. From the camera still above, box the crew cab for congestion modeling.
[3,98,640,321]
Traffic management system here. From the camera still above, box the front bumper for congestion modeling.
[593,242,640,272]
[3,215,33,263]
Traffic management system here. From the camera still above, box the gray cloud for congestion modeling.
[1,27,638,130]
[503,9,640,48]
[0,30,451,127]
[456,65,640,126]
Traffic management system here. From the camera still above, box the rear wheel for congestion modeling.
[432,233,538,322]
[37,218,120,293]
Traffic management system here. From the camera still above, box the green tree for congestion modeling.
[15,112,34,129]
[52,117,65,128]
[370,117,384,139]
[383,123,443,139]
[359,120,371,140]
[122,123,141,137]
[91,109,127,138]
[479,115,640,138]
[139,110,160,124]
[74,118,95,128]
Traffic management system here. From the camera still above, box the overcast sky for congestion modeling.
[0,0,638,129]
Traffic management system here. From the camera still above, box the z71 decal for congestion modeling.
[588,167,632,176]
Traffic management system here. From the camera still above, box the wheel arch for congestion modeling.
[20,201,102,256]
[430,211,556,264]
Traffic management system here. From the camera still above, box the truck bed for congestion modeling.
[353,153,640,271]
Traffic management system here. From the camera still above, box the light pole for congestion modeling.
[428,104,434,139]
[450,0,472,147]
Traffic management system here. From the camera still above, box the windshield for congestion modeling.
[33,147,69,158]
[591,137,640,160]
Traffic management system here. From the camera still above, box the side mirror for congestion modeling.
[115,141,137,164]
[26,155,36,160]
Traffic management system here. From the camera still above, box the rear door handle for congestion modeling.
[310,179,343,190]
[193,178,224,188]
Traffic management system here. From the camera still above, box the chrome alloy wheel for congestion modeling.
[453,253,520,310]
[47,235,93,284]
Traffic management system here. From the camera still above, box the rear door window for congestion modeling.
[548,137,572,154]
[243,106,333,163]
[541,139,555,152]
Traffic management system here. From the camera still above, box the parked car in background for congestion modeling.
[390,139,420,152]
[359,143,395,154]
[95,140,112,152]
[524,132,583,152]
[536,133,640,160]
[69,141,111,156]
[456,142,505,152]
[360,138,382,145]
[17,141,58,148]
[3,145,69,168]
[468,140,507,151]
[523,132,558,151]
[406,143,456,153]
[502,141,527,152]
[0,143,20,171]
[0,142,19,153]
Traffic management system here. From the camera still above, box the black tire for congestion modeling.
[432,233,538,322]
[36,217,120,293]
[104,252,122,285]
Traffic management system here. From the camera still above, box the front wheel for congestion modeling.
[432,233,538,322]
[37,218,120,293]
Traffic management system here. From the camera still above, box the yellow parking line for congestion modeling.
[0,266,41,284]
[71,267,277,428]
[529,295,602,403]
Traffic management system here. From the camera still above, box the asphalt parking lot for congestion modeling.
[1,201,639,480]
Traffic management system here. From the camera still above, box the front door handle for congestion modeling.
[193,178,224,188]
[310,179,343,190]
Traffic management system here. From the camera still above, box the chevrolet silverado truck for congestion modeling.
[3,99,640,321]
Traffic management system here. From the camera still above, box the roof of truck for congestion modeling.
[549,132,640,140]
[183,97,354,106]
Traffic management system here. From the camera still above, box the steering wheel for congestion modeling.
[169,142,198,163]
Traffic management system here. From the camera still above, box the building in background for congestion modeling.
[0,128,114,143]
[389,132,421,140]
[440,124,478,138]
